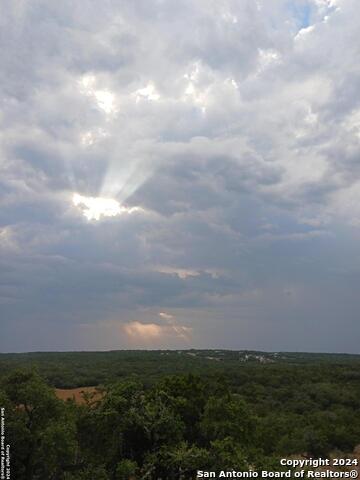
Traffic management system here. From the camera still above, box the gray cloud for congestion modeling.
[1,0,360,352]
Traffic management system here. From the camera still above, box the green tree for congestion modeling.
[201,394,255,446]
[2,370,76,480]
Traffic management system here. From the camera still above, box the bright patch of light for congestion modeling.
[228,78,239,89]
[94,90,115,114]
[122,320,192,343]
[0,226,18,252]
[81,131,95,146]
[123,321,163,339]
[80,74,96,90]
[183,62,210,113]
[257,49,281,73]
[79,74,117,114]
[295,25,315,40]
[184,82,196,96]
[156,266,201,279]
[184,62,201,82]
[80,128,108,147]
[72,193,141,221]
[184,82,208,113]
[134,84,160,102]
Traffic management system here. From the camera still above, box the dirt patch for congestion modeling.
[55,386,102,405]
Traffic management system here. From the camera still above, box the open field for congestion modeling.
[55,386,102,404]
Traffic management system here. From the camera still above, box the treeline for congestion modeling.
[1,365,360,480]
[1,350,360,388]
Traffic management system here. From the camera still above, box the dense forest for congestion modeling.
[1,350,360,479]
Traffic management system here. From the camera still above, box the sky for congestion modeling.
[1,0,360,353]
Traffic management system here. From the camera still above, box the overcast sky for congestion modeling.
[1,0,360,353]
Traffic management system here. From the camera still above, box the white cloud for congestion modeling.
[295,25,315,40]
[79,74,117,115]
[158,312,174,320]
[134,84,160,102]
[80,128,109,147]
[122,320,192,346]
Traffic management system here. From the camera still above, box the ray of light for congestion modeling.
[71,73,157,212]
[99,155,153,205]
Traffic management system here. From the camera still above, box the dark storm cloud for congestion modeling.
[1,0,360,352]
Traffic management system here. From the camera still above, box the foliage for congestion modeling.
[0,352,360,479]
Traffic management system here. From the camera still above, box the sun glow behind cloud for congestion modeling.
[72,193,142,221]
[122,320,192,343]
[122,313,192,347]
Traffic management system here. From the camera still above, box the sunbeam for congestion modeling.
[99,154,154,205]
